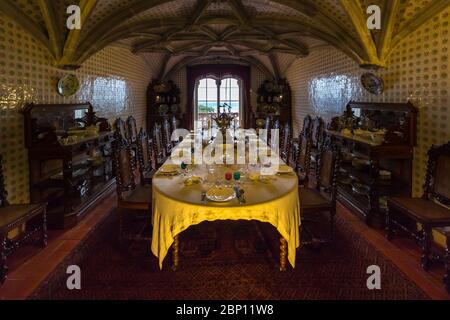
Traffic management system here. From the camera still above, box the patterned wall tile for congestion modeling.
[0,13,155,204]
[285,7,450,197]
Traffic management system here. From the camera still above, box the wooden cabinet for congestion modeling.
[254,79,292,127]
[23,103,116,229]
[147,79,183,130]
[328,101,418,227]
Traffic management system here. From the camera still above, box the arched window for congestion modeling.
[195,76,242,130]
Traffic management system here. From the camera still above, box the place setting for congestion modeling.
[200,170,246,205]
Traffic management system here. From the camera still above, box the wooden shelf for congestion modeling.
[24,102,116,229]
[46,178,115,229]
[329,101,417,227]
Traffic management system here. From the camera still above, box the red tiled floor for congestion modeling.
[0,193,116,300]
[337,202,449,300]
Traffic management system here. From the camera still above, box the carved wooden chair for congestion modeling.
[126,116,138,145]
[258,116,271,143]
[280,123,291,163]
[299,140,339,245]
[162,118,173,155]
[295,132,312,186]
[386,142,450,292]
[301,115,313,137]
[112,133,152,243]
[127,116,139,169]
[114,118,128,142]
[152,123,166,165]
[136,128,157,186]
[264,116,271,131]
[272,119,280,130]
[310,116,325,158]
[171,116,180,147]
[0,154,47,283]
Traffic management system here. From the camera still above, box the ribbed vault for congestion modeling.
[1,0,449,78]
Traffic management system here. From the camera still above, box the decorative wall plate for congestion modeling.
[361,73,384,95]
[57,75,80,97]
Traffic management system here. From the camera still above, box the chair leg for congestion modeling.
[421,226,432,271]
[444,237,450,293]
[0,234,7,283]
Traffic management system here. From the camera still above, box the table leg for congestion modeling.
[41,209,48,248]
[172,235,179,271]
[421,226,432,271]
[444,237,450,293]
[279,237,287,272]
[0,234,7,283]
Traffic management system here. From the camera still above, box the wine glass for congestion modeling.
[233,171,241,188]
[225,172,232,186]
[180,161,189,177]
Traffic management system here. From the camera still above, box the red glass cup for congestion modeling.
[225,172,232,181]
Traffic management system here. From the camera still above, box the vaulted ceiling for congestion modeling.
[1,0,449,79]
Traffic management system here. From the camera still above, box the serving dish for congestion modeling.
[379,170,392,180]
[352,158,370,170]
[352,182,370,196]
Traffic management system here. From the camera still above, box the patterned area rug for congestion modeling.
[30,211,429,300]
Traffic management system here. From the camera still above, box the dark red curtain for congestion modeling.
[186,64,251,130]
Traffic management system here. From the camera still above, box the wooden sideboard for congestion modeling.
[23,103,116,229]
[328,101,418,227]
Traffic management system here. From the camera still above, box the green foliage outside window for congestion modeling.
[198,104,216,113]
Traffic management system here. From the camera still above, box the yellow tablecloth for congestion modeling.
[151,137,301,269]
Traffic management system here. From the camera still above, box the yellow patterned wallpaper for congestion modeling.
[286,7,450,198]
[0,13,156,204]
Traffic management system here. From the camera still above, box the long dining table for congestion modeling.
[151,132,301,271]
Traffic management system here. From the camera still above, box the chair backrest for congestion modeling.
[162,119,172,148]
[423,142,450,206]
[137,128,156,175]
[112,132,136,197]
[316,142,339,199]
[0,154,8,207]
[311,116,325,148]
[273,119,280,130]
[171,116,178,132]
[126,116,138,143]
[297,135,311,172]
[280,123,291,161]
[114,118,128,142]
[153,123,165,158]
[264,117,271,131]
[301,115,313,139]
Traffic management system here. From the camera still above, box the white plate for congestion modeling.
[277,165,294,174]
[206,186,236,202]
[159,164,178,174]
